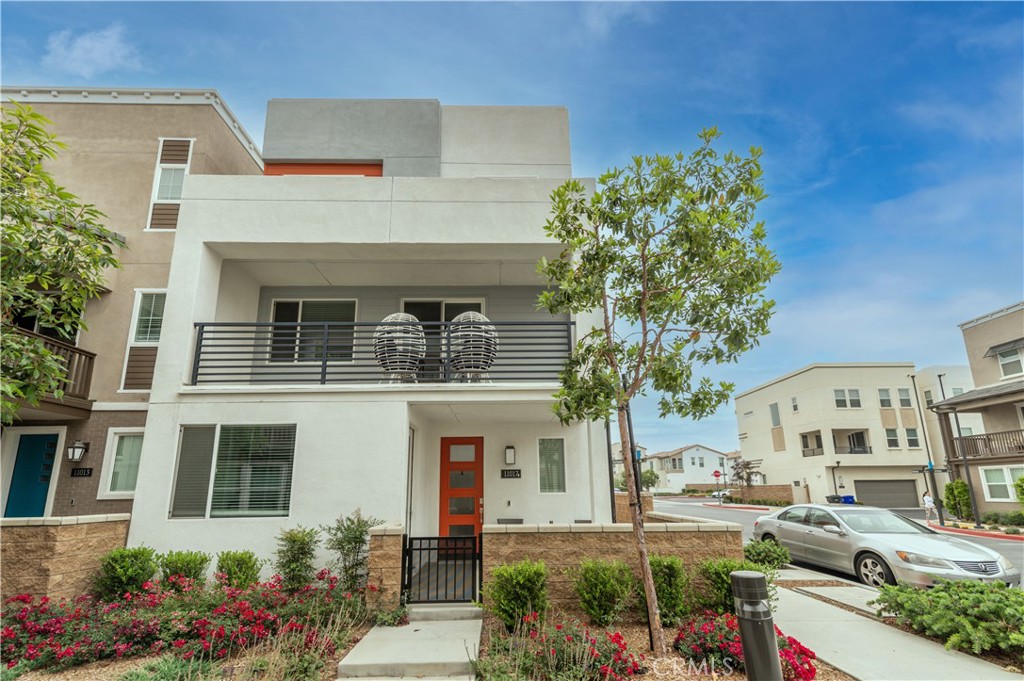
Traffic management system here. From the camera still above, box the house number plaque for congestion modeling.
[500,469,522,479]
[70,468,93,477]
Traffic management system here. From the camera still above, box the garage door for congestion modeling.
[853,480,918,508]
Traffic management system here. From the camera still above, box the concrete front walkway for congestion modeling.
[337,605,481,680]
[773,587,1021,681]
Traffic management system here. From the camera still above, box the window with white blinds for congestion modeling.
[538,438,566,494]
[169,425,296,519]
[109,434,144,492]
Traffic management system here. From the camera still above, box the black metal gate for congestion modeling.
[402,535,481,603]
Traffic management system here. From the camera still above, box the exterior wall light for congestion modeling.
[505,446,516,465]
[67,440,89,462]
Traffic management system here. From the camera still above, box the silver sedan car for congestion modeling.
[753,504,1021,588]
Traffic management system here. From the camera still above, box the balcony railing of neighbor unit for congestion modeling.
[835,445,872,455]
[952,429,1024,459]
[11,328,95,404]
[190,320,574,385]
[801,447,824,457]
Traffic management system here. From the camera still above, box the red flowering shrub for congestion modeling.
[673,611,816,681]
[475,612,643,680]
[1,568,363,674]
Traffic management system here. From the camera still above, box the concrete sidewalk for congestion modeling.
[772,587,1021,681]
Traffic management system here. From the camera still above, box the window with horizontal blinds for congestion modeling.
[271,300,356,362]
[134,293,166,343]
[539,438,566,494]
[211,425,295,517]
[109,434,143,493]
[170,426,216,518]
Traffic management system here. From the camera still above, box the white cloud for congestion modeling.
[580,2,653,40]
[42,23,142,79]
[898,76,1023,143]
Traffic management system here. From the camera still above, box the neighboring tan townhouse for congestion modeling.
[1,87,262,521]
[124,99,611,569]
[930,302,1024,514]
[735,363,944,508]
[642,444,728,492]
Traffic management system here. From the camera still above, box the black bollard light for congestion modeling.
[730,570,783,681]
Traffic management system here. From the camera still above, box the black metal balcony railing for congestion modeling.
[190,320,574,385]
[952,430,1024,459]
[801,447,824,457]
[835,445,872,455]
[12,327,95,403]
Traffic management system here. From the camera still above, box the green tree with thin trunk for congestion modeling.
[1,102,123,424]
[640,467,660,491]
[538,128,780,654]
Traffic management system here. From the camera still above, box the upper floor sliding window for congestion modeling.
[270,300,357,363]
[998,349,1023,378]
[148,139,193,230]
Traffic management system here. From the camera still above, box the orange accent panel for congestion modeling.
[439,437,484,537]
[263,162,383,176]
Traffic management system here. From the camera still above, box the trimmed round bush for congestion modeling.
[159,549,212,588]
[217,550,264,589]
[573,558,635,627]
[744,539,791,569]
[93,546,158,601]
[484,559,549,631]
[648,554,692,626]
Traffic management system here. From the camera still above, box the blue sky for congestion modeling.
[3,2,1022,455]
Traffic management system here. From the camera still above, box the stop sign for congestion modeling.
[712,470,722,478]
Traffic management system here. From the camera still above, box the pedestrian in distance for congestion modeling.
[922,491,936,523]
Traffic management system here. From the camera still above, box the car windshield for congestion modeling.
[833,509,931,534]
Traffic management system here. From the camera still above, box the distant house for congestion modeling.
[930,302,1024,514]
[735,363,940,508]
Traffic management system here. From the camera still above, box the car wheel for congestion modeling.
[856,553,895,587]
[761,533,777,543]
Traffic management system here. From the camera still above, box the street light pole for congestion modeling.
[937,373,982,528]
[909,374,944,526]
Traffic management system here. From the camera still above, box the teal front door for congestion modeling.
[5,434,58,517]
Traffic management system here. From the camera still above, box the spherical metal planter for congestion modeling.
[449,311,498,382]
[373,313,426,382]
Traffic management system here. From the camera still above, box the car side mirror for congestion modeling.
[823,524,846,536]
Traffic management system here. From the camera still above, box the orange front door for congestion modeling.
[439,437,483,537]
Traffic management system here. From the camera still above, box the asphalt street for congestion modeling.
[654,497,1024,572]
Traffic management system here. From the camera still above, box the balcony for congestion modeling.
[835,445,872,455]
[801,447,824,457]
[951,429,1024,460]
[11,328,95,415]
[190,320,573,386]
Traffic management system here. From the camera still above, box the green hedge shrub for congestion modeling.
[216,550,263,589]
[93,547,158,601]
[572,559,635,627]
[743,539,791,569]
[321,510,382,592]
[158,550,212,588]
[1001,511,1024,527]
[274,526,320,592]
[648,555,691,626]
[872,580,1024,659]
[695,558,777,614]
[484,559,549,631]
[1015,477,1024,510]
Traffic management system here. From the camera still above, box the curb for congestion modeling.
[701,502,772,511]
[927,522,1024,542]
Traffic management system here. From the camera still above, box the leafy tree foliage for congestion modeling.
[1,102,123,423]
[640,467,660,491]
[538,128,779,653]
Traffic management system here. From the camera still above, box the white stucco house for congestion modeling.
[126,99,612,565]
[642,445,729,492]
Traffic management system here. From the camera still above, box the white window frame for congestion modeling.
[905,428,920,448]
[537,437,566,495]
[898,388,912,408]
[119,289,168,394]
[834,388,861,409]
[998,349,1024,379]
[951,387,964,396]
[169,423,297,519]
[97,428,145,500]
[979,465,1024,502]
[769,402,781,428]
[923,390,933,407]
[269,298,359,364]
[144,137,194,232]
[885,428,900,448]
[791,397,798,413]
[878,388,892,408]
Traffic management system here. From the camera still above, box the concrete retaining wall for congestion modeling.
[0,514,130,600]
[482,521,743,614]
